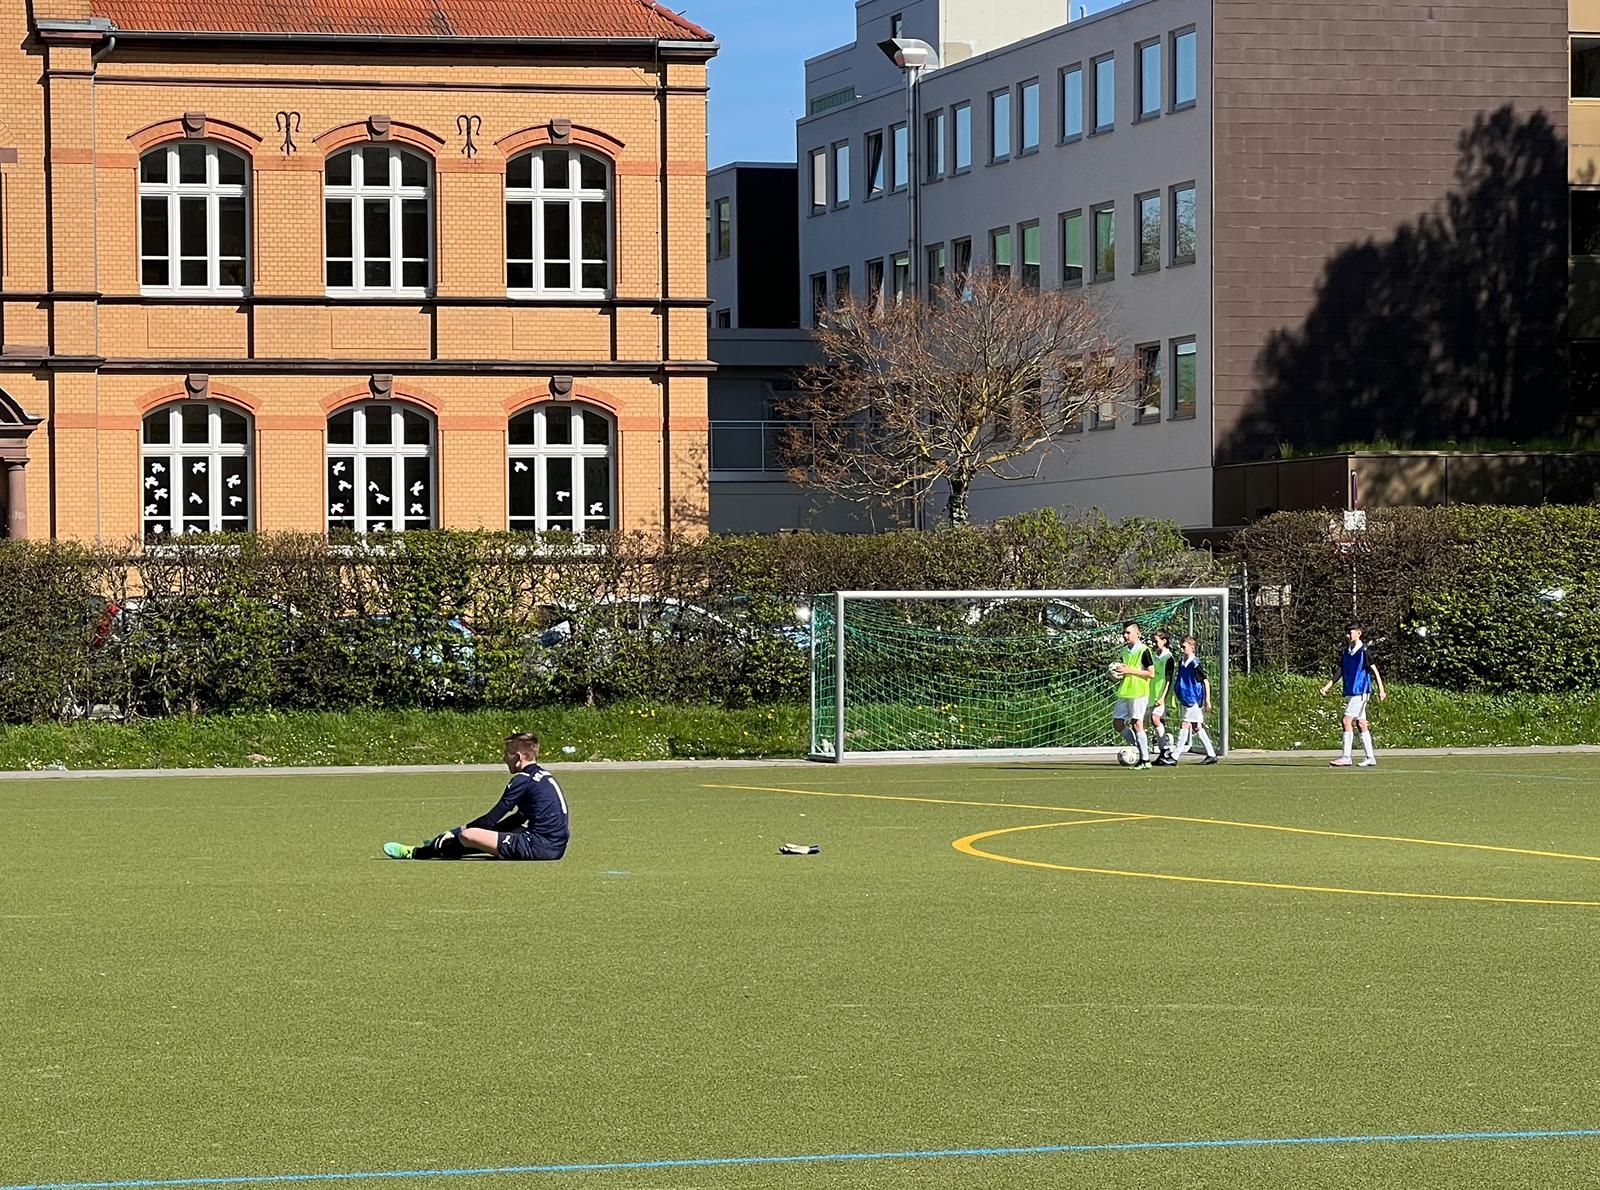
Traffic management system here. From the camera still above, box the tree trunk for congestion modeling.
[946,477,970,526]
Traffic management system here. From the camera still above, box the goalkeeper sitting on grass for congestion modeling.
[384,732,570,861]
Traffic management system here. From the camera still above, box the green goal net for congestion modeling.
[809,589,1229,761]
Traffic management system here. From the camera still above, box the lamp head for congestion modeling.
[877,37,940,72]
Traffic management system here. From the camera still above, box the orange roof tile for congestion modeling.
[90,0,714,41]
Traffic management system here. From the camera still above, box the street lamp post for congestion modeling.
[877,37,940,303]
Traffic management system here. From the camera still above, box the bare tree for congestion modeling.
[781,270,1134,525]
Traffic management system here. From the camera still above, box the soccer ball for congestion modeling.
[1116,746,1139,767]
[1107,661,1122,679]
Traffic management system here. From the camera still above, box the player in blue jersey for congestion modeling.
[1319,623,1387,767]
[383,732,570,860]
[1172,634,1218,764]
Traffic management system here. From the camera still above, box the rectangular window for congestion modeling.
[1020,80,1040,152]
[714,196,731,259]
[953,103,973,171]
[1173,28,1198,109]
[1135,342,1162,423]
[891,123,909,190]
[833,141,851,205]
[926,109,946,179]
[1061,65,1084,140]
[1137,192,1161,273]
[866,129,886,197]
[1093,54,1116,132]
[1573,190,1600,256]
[866,257,885,310]
[1172,337,1197,419]
[1172,182,1197,264]
[927,242,947,294]
[1020,220,1041,288]
[989,89,1012,162]
[1060,209,1083,287]
[809,147,827,214]
[1138,40,1161,118]
[892,252,909,304]
[952,236,973,289]
[832,265,851,307]
[714,308,731,328]
[1093,203,1115,280]
[990,226,1013,280]
[810,272,828,322]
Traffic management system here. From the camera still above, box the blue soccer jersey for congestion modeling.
[1339,642,1375,697]
[1174,656,1207,707]
[467,763,570,851]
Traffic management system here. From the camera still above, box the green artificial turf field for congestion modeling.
[5,755,1600,1190]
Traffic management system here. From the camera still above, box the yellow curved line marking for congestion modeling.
[708,783,1600,907]
[707,783,1600,865]
[952,822,1600,908]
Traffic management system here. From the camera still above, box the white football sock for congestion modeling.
[1361,730,1374,761]
[1196,726,1215,758]
[1341,729,1353,759]
[1176,725,1192,757]
[1134,728,1150,761]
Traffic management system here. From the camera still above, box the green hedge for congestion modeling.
[0,511,1210,724]
[1234,506,1600,693]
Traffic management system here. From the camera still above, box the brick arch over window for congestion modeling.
[321,382,443,416]
[134,381,261,417]
[313,121,447,157]
[503,382,622,418]
[127,117,263,156]
[494,125,625,162]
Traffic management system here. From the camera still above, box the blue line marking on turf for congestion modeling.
[7,1128,1600,1190]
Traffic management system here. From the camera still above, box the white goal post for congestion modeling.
[808,588,1230,763]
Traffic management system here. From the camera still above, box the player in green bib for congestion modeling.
[1112,621,1156,769]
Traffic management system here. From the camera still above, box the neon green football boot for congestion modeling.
[382,841,414,860]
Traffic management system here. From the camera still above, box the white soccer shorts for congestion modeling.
[1113,696,1149,721]
[1343,694,1371,720]
[1181,704,1205,725]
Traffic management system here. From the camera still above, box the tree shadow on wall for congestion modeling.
[1227,106,1580,462]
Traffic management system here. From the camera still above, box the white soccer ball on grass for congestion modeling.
[1116,746,1139,767]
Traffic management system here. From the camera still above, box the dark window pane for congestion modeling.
[217,150,246,188]
[140,150,167,184]
[1574,191,1600,256]
[507,202,533,258]
[366,455,393,521]
[143,259,169,286]
[326,199,353,257]
[363,405,393,445]
[143,413,171,445]
[583,456,611,524]
[581,262,606,290]
[509,411,537,444]
[177,142,205,184]
[582,411,611,446]
[545,405,572,445]
[326,151,353,187]
[1062,211,1083,285]
[507,153,533,189]
[363,199,391,259]
[1139,195,1161,270]
[580,201,606,262]
[544,201,571,267]
[327,456,355,520]
[402,409,430,445]
[326,260,353,288]
[328,410,355,444]
[181,403,210,444]
[219,408,248,444]
[361,146,391,186]
[401,199,427,259]
[1173,341,1197,417]
[579,153,606,190]
[541,149,569,189]
[144,454,172,514]
[220,455,249,522]
[547,457,572,509]
[218,259,246,287]
[364,259,392,287]
[544,261,571,289]
[218,196,246,261]
[399,151,428,188]
[178,197,207,257]
[402,261,426,288]
[141,197,169,257]
[403,456,430,524]
[508,262,534,289]
[180,259,207,287]
[509,456,536,518]
[183,458,209,516]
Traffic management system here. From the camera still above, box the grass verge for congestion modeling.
[0,675,1593,771]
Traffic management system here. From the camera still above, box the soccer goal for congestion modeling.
[808,588,1230,762]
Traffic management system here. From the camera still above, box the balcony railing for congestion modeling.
[709,420,813,476]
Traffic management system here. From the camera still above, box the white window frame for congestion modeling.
[138,142,249,296]
[141,401,253,539]
[325,402,436,534]
[507,403,616,534]
[506,149,613,299]
[324,147,433,298]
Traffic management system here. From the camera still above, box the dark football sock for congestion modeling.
[414,831,467,860]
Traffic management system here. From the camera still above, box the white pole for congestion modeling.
[833,590,847,763]
[1219,588,1231,756]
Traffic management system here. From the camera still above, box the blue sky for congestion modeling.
[683,0,1119,166]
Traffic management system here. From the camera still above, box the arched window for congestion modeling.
[506,149,611,297]
[326,402,435,533]
[141,401,252,539]
[324,147,432,295]
[139,142,248,293]
[508,404,614,533]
